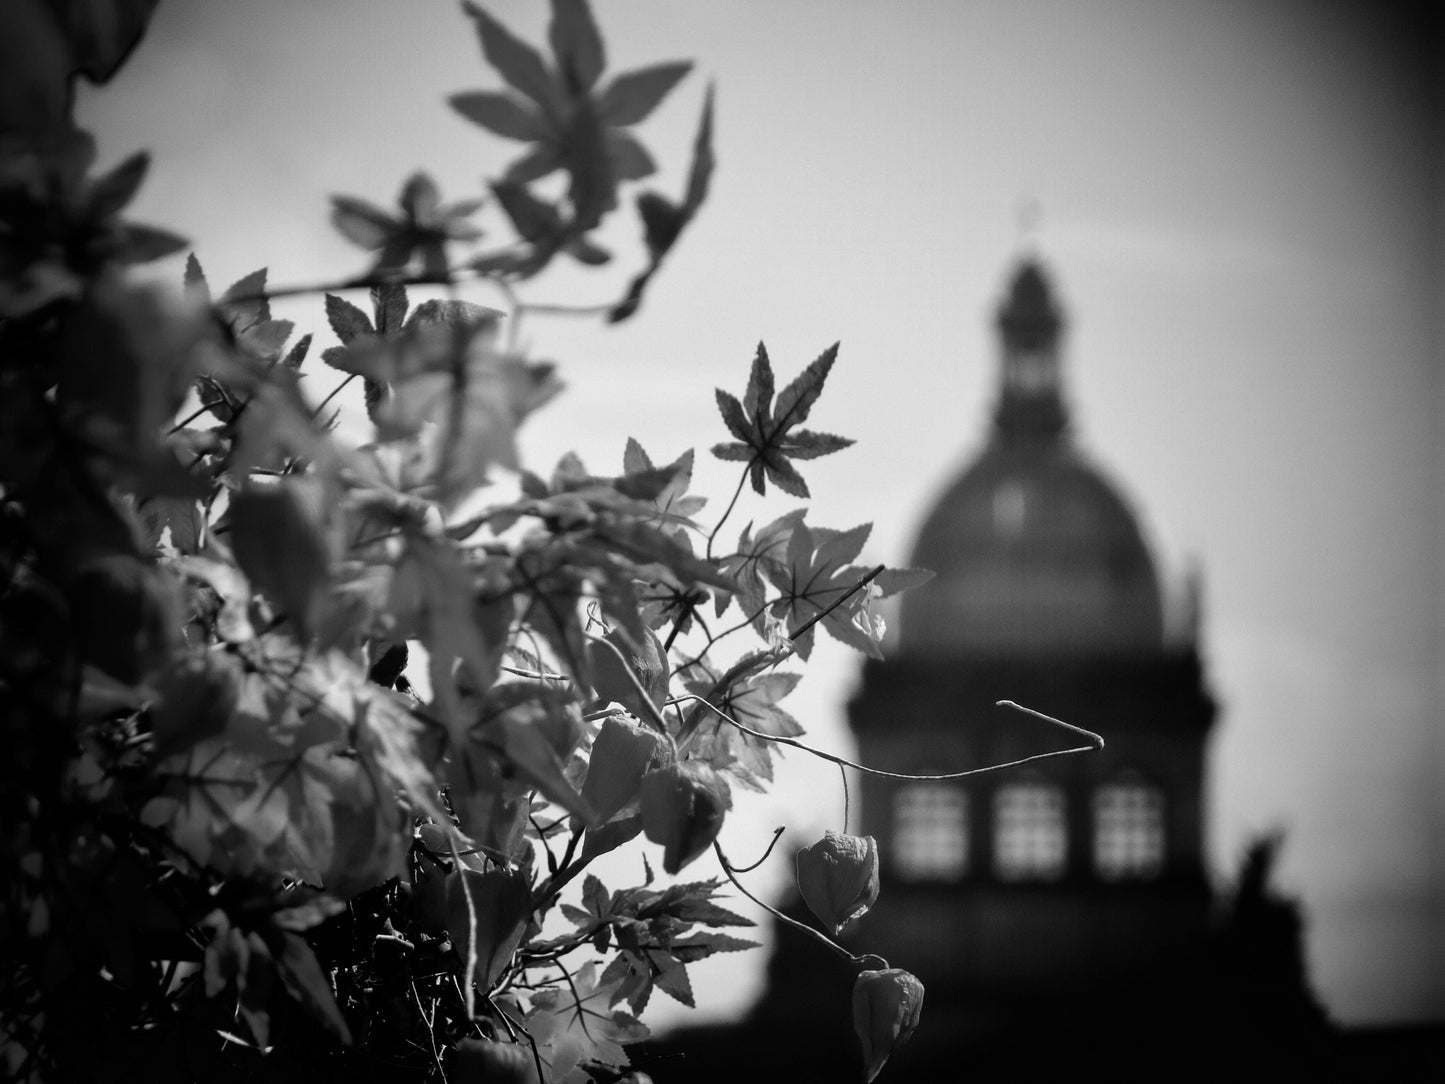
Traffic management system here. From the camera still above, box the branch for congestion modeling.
[676,695,1103,781]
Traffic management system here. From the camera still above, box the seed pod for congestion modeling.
[852,968,925,1083]
[581,714,669,825]
[795,830,880,935]
[639,762,728,874]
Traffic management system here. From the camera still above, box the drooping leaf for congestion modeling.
[271,930,353,1044]
[228,479,331,641]
[444,865,532,991]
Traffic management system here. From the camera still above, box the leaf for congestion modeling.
[330,195,395,250]
[711,342,854,497]
[667,930,761,962]
[228,479,331,641]
[597,61,692,126]
[759,520,879,660]
[183,252,208,300]
[449,89,550,141]
[549,0,606,93]
[462,0,560,115]
[219,268,269,329]
[58,0,161,83]
[272,930,353,1044]
[444,865,532,991]
[525,961,647,1084]
[324,293,374,344]
[87,151,148,218]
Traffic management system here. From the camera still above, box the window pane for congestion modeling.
[993,784,1066,881]
[892,784,967,880]
[1093,783,1164,880]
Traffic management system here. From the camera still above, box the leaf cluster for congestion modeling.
[0,2,940,1082]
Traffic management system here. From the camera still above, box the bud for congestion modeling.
[639,762,728,874]
[795,830,880,935]
[852,968,924,1083]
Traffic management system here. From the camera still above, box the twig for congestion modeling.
[729,827,785,873]
[705,469,749,560]
[675,695,1103,781]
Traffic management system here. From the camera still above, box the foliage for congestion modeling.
[0,3,1108,1082]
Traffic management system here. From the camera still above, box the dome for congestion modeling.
[900,442,1164,658]
[898,259,1165,659]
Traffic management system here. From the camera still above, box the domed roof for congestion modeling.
[898,260,1165,659]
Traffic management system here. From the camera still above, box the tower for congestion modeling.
[845,256,1216,1047]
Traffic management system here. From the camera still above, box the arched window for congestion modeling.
[891,784,967,880]
[993,783,1066,881]
[1093,780,1165,880]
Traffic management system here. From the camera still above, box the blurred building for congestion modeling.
[650,258,1339,1082]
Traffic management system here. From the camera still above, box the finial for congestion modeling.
[1016,197,1042,254]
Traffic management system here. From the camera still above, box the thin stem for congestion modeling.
[310,372,357,420]
[729,827,785,873]
[705,469,749,560]
[787,564,884,643]
[676,695,1103,781]
[839,762,850,835]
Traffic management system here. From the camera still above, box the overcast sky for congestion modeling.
[81,0,1442,1030]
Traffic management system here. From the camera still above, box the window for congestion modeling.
[892,784,967,880]
[1093,781,1164,880]
[993,783,1066,880]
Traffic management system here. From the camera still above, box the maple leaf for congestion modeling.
[0,132,186,315]
[622,438,706,532]
[450,0,691,230]
[681,666,803,790]
[330,172,482,277]
[324,300,561,507]
[761,521,934,660]
[525,961,648,1084]
[712,342,854,498]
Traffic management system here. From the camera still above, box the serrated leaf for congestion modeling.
[324,293,374,344]
[220,268,269,328]
[597,61,692,126]
[711,342,850,497]
[183,252,208,300]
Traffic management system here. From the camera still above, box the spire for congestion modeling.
[993,258,1069,440]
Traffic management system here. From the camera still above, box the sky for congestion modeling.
[79,0,1442,1031]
